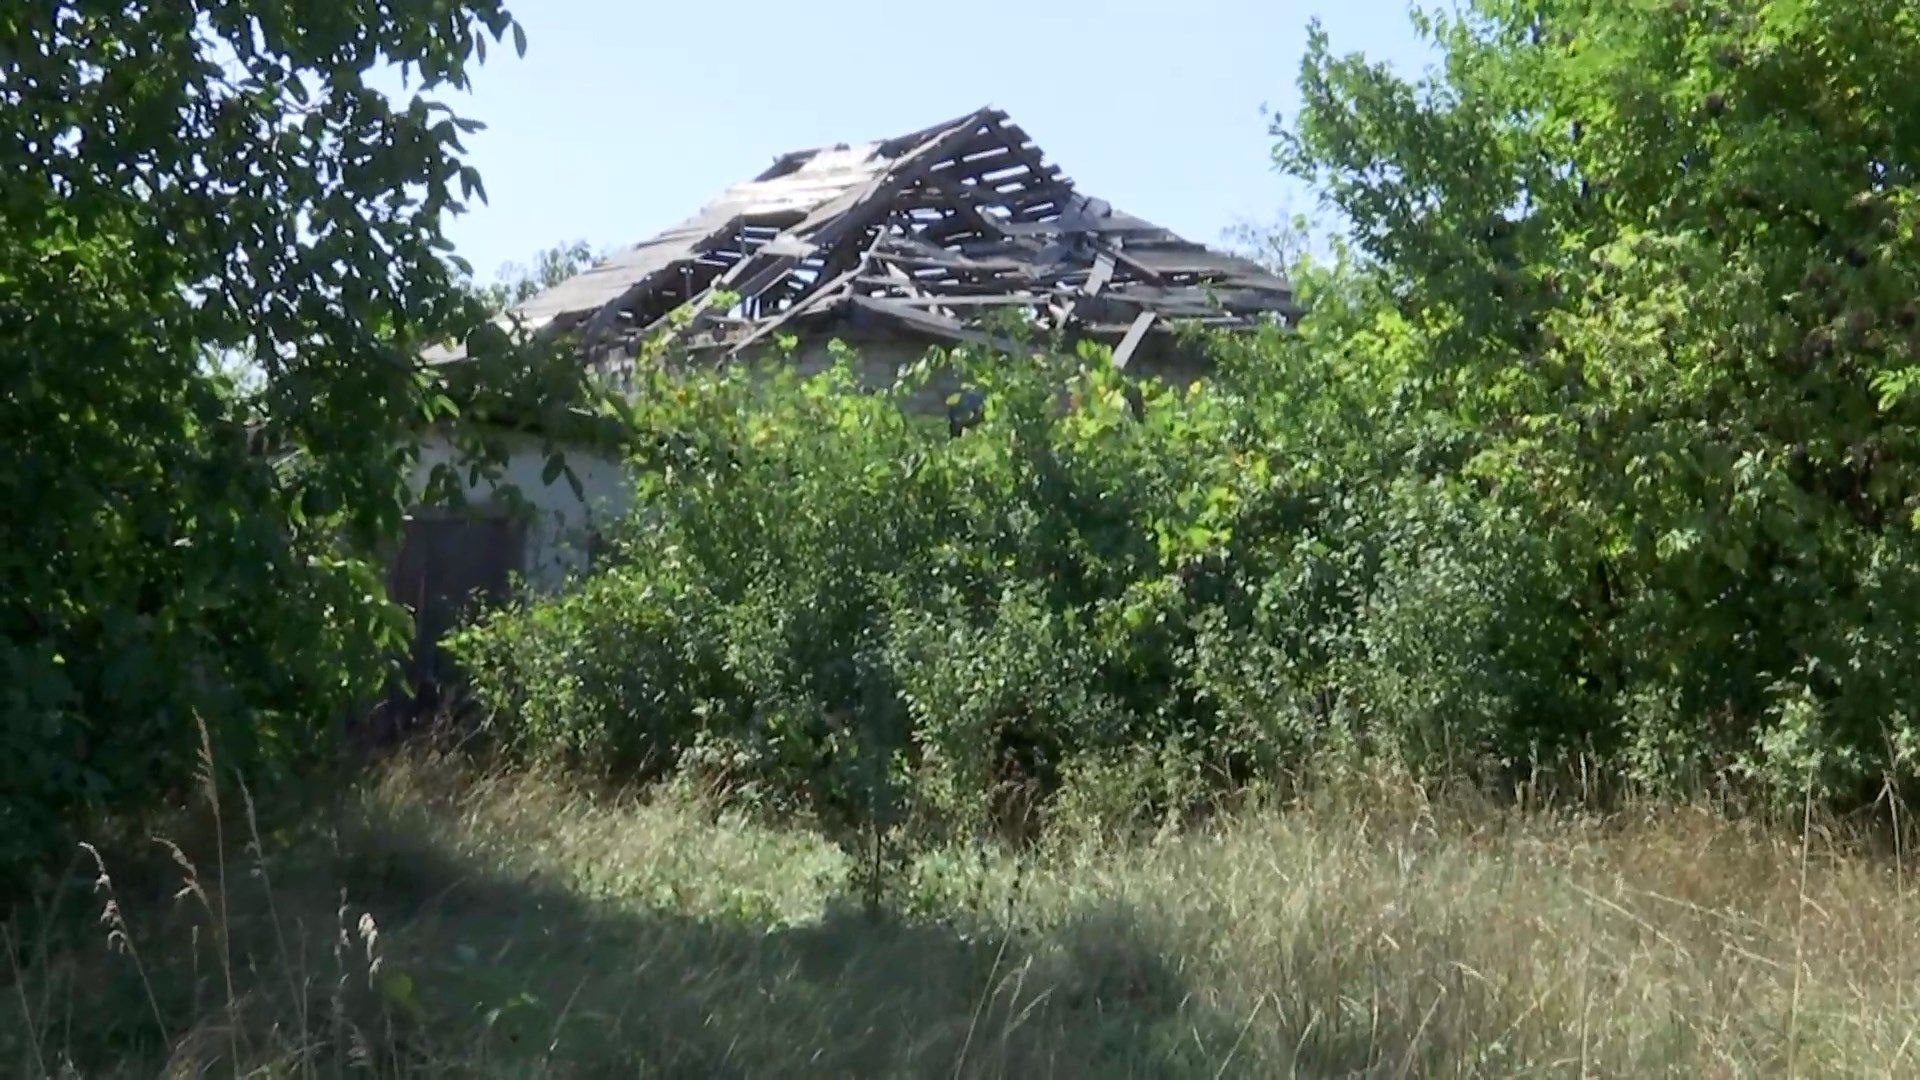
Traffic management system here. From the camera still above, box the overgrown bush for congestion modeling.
[458,0,1920,849]
[1282,0,1920,800]
[452,337,1568,845]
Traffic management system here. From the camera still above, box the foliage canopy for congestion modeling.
[0,2,594,870]
[1283,0,1920,792]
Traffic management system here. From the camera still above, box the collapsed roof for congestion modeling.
[491,107,1300,370]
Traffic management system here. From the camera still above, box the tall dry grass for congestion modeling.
[5,755,1917,1076]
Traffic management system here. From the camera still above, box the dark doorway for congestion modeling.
[382,509,527,728]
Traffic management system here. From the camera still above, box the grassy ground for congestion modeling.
[6,758,1919,1077]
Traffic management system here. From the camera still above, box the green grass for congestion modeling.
[7,757,1919,1076]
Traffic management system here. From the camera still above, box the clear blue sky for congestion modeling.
[425,0,1437,282]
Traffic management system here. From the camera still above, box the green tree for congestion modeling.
[0,2,584,869]
[1282,0,1920,794]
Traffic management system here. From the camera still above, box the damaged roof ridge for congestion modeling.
[450,107,1295,366]
[753,105,1002,182]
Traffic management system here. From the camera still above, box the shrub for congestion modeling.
[451,340,1570,844]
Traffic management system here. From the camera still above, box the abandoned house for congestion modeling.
[392,107,1300,689]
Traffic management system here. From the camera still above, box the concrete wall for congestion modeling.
[409,429,630,593]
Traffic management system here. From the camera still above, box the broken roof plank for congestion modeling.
[847,295,1024,351]
[860,291,1040,308]
[1083,253,1116,297]
[723,263,867,358]
[1110,311,1158,370]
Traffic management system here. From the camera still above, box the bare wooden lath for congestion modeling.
[499,108,1300,364]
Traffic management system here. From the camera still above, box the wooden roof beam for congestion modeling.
[1110,311,1158,370]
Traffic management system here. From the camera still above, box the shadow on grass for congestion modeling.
[7,790,1491,1078]
[328,823,1245,1077]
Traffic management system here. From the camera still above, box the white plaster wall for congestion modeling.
[410,430,630,593]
